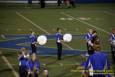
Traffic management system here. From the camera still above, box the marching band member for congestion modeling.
[85,45,110,77]
[18,47,29,77]
[85,29,94,55]
[56,28,63,60]
[29,31,37,53]
[109,29,115,63]
[27,53,40,77]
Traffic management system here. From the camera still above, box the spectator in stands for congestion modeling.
[64,0,75,8]
[57,0,62,6]
[69,0,76,8]
[64,0,70,7]
[28,0,32,4]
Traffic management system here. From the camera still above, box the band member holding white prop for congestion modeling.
[29,32,37,53]
[56,28,72,60]
[85,29,94,55]
[56,28,63,60]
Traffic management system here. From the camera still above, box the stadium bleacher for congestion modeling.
[0,0,115,4]
[0,0,57,4]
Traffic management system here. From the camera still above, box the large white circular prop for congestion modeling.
[63,33,72,42]
[37,35,47,45]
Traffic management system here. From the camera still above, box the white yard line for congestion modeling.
[16,12,50,34]
[0,51,18,77]
[103,11,115,17]
[61,12,109,34]
[16,11,74,50]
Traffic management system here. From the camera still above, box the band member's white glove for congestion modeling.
[28,70,32,74]
[57,38,61,43]
[89,67,94,76]
[43,69,48,76]
[88,40,93,46]
[112,40,115,47]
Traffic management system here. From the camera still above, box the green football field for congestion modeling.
[0,3,115,77]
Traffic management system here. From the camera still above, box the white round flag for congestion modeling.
[63,33,72,42]
[37,35,47,45]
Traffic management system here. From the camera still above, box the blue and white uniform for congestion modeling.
[85,33,93,45]
[29,35,37,44]
[56,33,63,44]
[27,60,40,72]
[19,55,28,77]
[29,34,37,53]
[85,52,110,77]
[110,33,115,45]
[85,33,94,55]
[27,59,40,77]
[19,55,28,68]
[56,32,63,60]
[110,33,115,63]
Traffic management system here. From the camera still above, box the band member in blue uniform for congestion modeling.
[85,45,110,77]
[56,28,63,60]
[29,32,37,53]
[27,53,40,77]
[85,29,94,55]
[18,47,29,77]
[109,29,115,63]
